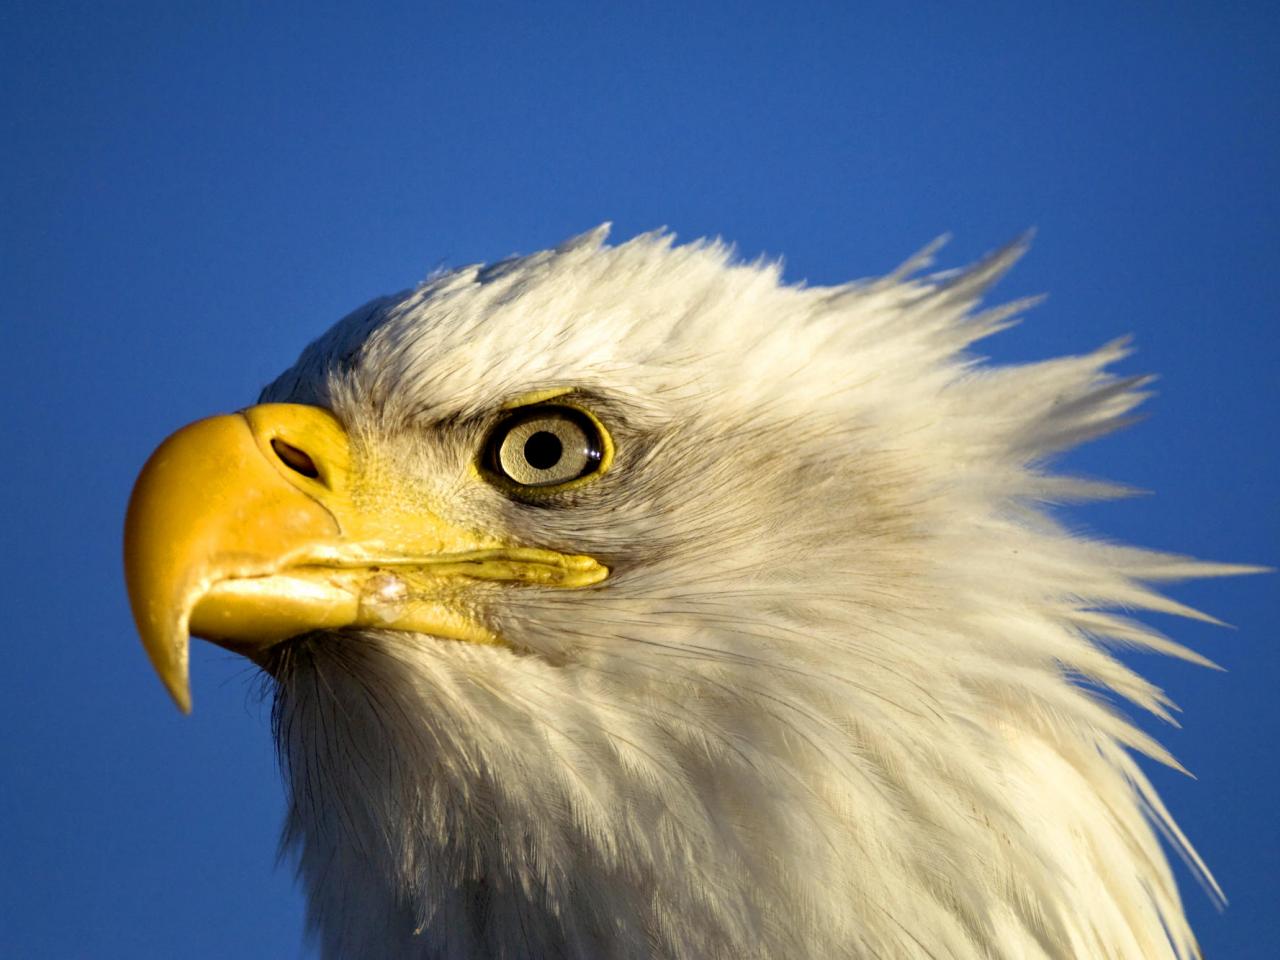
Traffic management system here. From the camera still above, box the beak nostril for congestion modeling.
[271,438,321,479]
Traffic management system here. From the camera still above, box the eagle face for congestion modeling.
[125,227,1244,960]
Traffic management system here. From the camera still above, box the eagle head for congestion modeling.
[124,227,1250,959]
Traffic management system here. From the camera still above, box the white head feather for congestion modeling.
[259,226,1246,959]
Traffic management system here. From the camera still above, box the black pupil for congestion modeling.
[523,430,563,470]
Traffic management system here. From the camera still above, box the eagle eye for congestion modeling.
[484,405,606,489]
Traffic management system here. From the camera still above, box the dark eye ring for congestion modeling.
[483,406,606,488]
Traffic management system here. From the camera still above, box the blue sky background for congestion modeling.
[2,3,1276,957]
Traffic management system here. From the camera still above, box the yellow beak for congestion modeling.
[124,403,607,713]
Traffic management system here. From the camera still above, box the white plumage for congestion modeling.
[240,226,1246,958]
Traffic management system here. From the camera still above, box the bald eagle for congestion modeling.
[125,227,1253,959]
